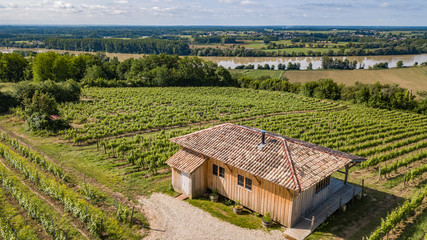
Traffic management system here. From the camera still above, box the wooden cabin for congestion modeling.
[166,123,365,227]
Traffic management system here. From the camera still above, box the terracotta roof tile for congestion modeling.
[166,148,207,174]
[169,123,365,192]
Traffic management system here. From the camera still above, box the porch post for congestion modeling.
[344,164,349,185]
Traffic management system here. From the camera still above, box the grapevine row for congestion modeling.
[380,150,427,175]
[0,162,84,240]
[0,143,140,239]
[368,185,427,240]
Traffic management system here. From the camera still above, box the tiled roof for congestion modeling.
[166,148,207,174]
[169,123,365,192]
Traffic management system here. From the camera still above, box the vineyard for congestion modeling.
[58,87,342,143]
[0,86,426,239]
[0,131,148,239]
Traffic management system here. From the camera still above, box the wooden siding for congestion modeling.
[207,157,296,227]
[171,167,183,194]
[171,163,208,199]
[191,161,208,198]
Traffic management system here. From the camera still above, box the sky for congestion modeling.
[0,0,425,26]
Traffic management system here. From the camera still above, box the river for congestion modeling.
[1,47,426,70]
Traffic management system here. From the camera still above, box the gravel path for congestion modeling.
[138,193,285,240]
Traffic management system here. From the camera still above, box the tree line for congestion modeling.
[235,75,427,114]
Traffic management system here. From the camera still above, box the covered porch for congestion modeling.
[284,178,362,240]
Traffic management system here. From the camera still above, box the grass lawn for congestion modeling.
[186,196,277,230]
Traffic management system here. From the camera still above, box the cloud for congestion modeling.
[217,0,238,3]
[113,0,128,4]
[53,0,74,9]
[240,0,258,6]
[379,2,389,7]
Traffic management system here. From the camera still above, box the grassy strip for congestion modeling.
[0,161,84,240]
[0,142,141,239]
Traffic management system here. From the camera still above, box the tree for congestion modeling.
[396,60,404,68]
[0,53,28,82]
[32,52,58,81]
[307,62,313,70]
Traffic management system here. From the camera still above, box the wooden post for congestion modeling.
[64,230,68,240]
[103,144,106,154]
[378,166,382,180]
[344,164,349,184]
[403,174,406,187]
[96,139,99,151]
[310,216,315,232]
[51,216,55,238]
[339,195,342,211]
[361,179,365,199]
[130,206,135,225]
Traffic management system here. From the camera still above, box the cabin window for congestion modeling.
[213,164,218,176]
[219,166,225,178]
[245,177,252,191]
[237,175,244,187]
[315,176,331,194]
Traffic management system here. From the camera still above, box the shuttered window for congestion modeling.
[237,175,244,187]
[213,164,218,176]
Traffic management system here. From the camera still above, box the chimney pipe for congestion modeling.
[261,130,266,144]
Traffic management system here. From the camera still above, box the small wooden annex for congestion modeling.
[166,123,365,227]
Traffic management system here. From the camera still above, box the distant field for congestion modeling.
[283,67,427,92]
[234,67,427,93]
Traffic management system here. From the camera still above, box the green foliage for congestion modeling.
[301,78,342,100]
[396,60,404,68]
[0,162,84,239]
[44,37,191,55]
[262,212,272,223]
[0,91,18,113]
[0,52,29,82]
[0,190,40,239]
[59,87,340,142]
[341,81,417,111]
[0,142,141,239]
[13,80,81,103]
[368,186,427,240]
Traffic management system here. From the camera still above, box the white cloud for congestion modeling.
[53,0,74,9]
[240,0,258,5]
[379,2,389,7]
[113,0,128,4]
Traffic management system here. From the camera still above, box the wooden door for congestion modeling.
[181,171,191,196]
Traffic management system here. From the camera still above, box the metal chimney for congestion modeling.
[261,130,266,144]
